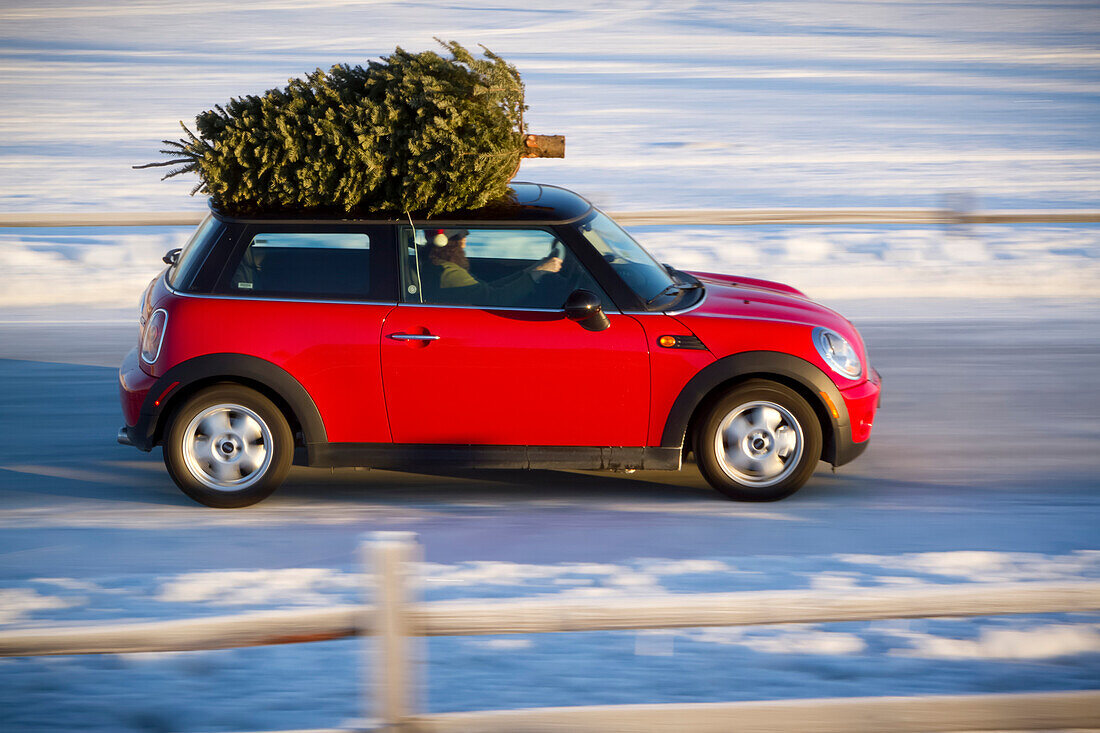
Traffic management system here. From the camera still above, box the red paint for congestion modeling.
[842,372,881,444]
[128,266,880,451]
[380,305,650,445]
[122,224,880,463]
[677,276,879,444]
[151,284,395,443]
[629,314,715,446]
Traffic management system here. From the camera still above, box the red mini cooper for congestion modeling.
[118,183,880,507]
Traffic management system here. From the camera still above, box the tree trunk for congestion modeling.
[524,134,565,158]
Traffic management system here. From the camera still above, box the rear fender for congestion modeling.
[132,353,326,450]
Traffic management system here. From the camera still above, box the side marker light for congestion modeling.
[154,381,180,408]
[657,334,706,350]
[819,391,840,420]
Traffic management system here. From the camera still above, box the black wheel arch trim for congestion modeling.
[661,350,856,466]
[132,353,327,450]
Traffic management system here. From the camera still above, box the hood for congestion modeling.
[675,271,869,374]
[687,271,808,299]
[682,270,853,332]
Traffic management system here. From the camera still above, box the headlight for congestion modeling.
[812,327,862,380]
[141,309,168,364]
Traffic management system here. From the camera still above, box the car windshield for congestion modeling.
[578,210,681,309]
[167,214,219,288]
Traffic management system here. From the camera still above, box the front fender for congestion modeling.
[661,351,850,465]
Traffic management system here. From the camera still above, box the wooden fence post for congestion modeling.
[365,531,421,731]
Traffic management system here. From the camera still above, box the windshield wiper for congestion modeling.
[645,280,702,307]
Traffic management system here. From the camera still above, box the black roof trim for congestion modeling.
[208,183,594,225]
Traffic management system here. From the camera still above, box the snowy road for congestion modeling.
[1,306,1098,730]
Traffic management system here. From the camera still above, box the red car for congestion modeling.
[118,183,880,507]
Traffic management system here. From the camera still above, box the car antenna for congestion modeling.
[405,210,424,301]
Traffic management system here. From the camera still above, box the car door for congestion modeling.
[380,225,650,446]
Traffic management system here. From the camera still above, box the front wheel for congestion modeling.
[695,380,823,501]
[163,385,293,508]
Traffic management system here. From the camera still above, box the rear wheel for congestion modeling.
[695,379,822,501]
[163,385,292,508]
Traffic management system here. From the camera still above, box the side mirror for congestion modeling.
[163,248,182,265]
[563,289,610,332]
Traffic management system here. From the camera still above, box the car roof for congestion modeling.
[208,182,594,226]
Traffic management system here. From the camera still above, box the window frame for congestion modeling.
[210,222,398,303]
[549,218,651,313]
[397,223,612,312]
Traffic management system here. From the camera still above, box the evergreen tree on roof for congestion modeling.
[139,40,547,215]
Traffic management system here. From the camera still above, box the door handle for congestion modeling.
[389,333,441,341]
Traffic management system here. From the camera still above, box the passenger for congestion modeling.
[426,229,562,306]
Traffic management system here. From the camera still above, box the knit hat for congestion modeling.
[428,228,469,247]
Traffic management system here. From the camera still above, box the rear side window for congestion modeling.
[227,231,372,299]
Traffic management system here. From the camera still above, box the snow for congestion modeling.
[1,1,1099,306]
[891,624,1100,660]
[807,572,864,591]
[0,228,192,308]
[837,550,1100,584]
[156,568,361,606]
[3,223,1099,308]
[689,626,869,656]
[0,589,72,624]
[0,0,1098,309]
[466,638,534,651]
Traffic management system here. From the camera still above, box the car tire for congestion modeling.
[695,379,822,502]
[162,385,293,508]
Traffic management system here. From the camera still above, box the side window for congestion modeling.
[227,231,372,299]
[168,215,221,290]
[400,226,608,310]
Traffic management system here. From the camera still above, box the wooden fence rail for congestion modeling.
[1,209,1099,228]
[409,581,1100,636]
[405,690,1100,733]
[1,533,1098,733]
[0,605,367,656]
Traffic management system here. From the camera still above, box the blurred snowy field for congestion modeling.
[2,0,1098,213]
[1,0,1099,308]
[2,223,1099,309]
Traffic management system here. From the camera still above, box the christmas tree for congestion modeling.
[138,40,562,215]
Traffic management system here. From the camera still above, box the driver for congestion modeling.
[426,229,562,306]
